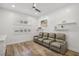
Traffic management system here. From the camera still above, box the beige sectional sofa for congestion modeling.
[33,32,67,54]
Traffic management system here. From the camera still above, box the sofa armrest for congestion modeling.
[60,41,67,54]
[33,36,38,40]
[61,41,67,46]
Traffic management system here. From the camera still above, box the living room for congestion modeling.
[0,3,79,56]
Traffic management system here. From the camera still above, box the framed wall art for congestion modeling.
[41,19,48,28]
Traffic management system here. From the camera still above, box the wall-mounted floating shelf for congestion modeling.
[58,22,76,25]
[13,24,31,26]
[55,28,68,31]
[55,22,77,31]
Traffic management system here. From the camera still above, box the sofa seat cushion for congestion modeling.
[56,39,64,43]
[43,37,48,39]
[43,39,52,44]
[38,38,43,41]
[50,42,62,48]
[48,38,55,41]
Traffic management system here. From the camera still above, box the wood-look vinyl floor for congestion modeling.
[5,41,79,56]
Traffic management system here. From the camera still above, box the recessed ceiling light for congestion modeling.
[12,5,15,8]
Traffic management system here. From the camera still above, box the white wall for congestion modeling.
[0,8,38,45]
[38,4,79,52]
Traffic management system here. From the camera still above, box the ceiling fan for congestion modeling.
[32,3,41,13]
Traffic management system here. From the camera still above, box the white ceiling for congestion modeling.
[0,3,71,18]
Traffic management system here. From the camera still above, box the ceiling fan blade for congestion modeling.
[32,3,41,13]
[35,8,41,12]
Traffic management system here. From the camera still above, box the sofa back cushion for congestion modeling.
[48,37,55,41]
[56,33,65,40]
[39,32,43,38]
[49,33,55,38]
[43,32,48,38]
[56,39,65,43]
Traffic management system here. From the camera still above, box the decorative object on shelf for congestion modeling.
[41,19,48,28]
[20,20,28,24]
[38,27,42,30]
[28,29,31,32]
[61,25,64,28]
[24,29,27,32]
[37,27,42,31]
[37,27,44,32]
[24,21,28,24]
[20,29,23,32]
[15,30,19,32]
[20,20,23,23]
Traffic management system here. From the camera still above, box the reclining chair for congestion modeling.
[50,33,67,54]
